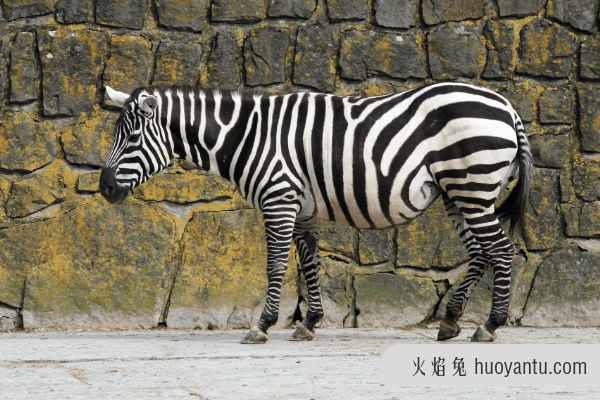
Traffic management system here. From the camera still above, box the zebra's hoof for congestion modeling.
[471,325,497,342]
[241,327,269,344]
[290,322,316,341]
[437,318,461,341]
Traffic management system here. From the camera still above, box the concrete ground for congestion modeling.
[1,325,599,399]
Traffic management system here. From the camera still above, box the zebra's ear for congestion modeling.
[140,95,158,117]
[105,86,129,108]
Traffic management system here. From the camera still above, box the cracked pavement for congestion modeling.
[1,327,599,399]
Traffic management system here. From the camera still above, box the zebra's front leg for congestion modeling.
[290,217,324,341]
[241,212,295,344]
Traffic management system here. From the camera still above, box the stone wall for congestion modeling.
[1,0,599,332]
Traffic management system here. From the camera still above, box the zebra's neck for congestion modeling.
[161,87,253,182]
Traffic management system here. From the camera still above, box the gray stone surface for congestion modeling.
[9,31,39,103]
[546,0,598,33]
[522,245,600,327]
[498,0,545,17]
[102,34,153,107]
[529,134,570,168]
[267,0,315,18]
[578,84,600,152]
[358,229,394,265]
[573,156,600,201]
[39,28,108,117]
[428,22,485,80]
[482,20,515,80]
[373,0,418,28]
[205,32,241,89]
[1,0,54,21]
[1,329,599,399]
[580,39,600,81]
[317,219,357,259]
[340,30,427,81]
[61,111,117,167]
[516,19,576,78]
[501,90,535,122]
[5,170,66,218]
[153,41,202,86]
[155,0,207,32]
[244,28,289,86]
[327,0,367,21]
[422,0,484,25]
[354,273,438,328]
[522,169,561,251]
[211,0,266,23]
[95,0,144,29]
[539,90,573,124]
[293,24,337,92]
[55,0,90,23]
[0,111,58,172]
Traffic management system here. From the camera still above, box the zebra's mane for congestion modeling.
[129,85,264,104]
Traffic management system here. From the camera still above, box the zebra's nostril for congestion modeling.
[105,185,113,195]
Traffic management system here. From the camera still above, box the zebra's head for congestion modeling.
[100,86,165,204]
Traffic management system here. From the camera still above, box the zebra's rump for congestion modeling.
[300,83,520,230]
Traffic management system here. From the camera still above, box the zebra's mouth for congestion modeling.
[99,168,131,205]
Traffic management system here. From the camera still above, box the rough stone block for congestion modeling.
[268,0,315,18]
[340,30,426,81]
[0,304,18,331]
[500,91,535,122]
[0,200,176,330]
[61,110,118,167]
[539,90,573,124]
[9,32,39,103]
[55,0,90,23]
[482,20,515,80]
[133,172,236,204]
[5,169,67,218]
[497,0,545,17]
[561,203,581,237]
[244,28,289,86]
[327,0,367,21]
[77,171,101,193]
[168,209,298,330]
[522,169,560,251]
[573,156,600,201]
[427,22,485,80]
[0,0,53,20]
[155,0,207,32]
[153,41,202,86]
[205,32,241,89]
[580,39,600,81]
[211,0,266,23]
[578,84,600,152]
[373,0,418,29]
[103,34,153,107]
[422,0,484,25]
[0,111,58,172]
[96,0,144,29]
[39,28,108,117]
[396,197,467,269]
[358,229,394,265]
[354,273,438,327]
[318,219,357,259]
[529,134,570,168]
[522,245,600,327]
[516,19,576,78]
[293,24,337,92]
[579,203,600,237]
[547,0,598,33]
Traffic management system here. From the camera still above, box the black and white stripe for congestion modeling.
[100,82,533,343]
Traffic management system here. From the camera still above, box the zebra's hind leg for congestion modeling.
[241,211,296,344]
[290,217,324,341]
[438,194,490,341]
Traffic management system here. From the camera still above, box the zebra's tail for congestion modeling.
[496,111,534,235]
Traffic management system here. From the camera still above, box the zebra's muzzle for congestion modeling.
[99,167,130,205]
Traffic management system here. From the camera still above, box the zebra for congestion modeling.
[100,82,533,344]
